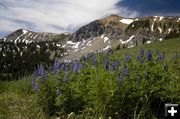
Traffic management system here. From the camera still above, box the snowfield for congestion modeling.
[120,19,134,24]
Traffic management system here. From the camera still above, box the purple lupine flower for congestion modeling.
[64,63,68,72]
[81,55,86,61]
[160,52,165,61]
[118,75,122,82]
[140,48,144,58]
[124,55,131,63]
[114,59,120,68]
[146,50,152,61]
[104,57,109,70]
[32,68,38,77]
[137,54,143,64]
[31,78,40,92]
[92,54,96,66]
[31,69,40,92]
[108,48,113,54]
[99,48,103,54]
[105,51,109,58]
[52,59,61,73]
[73,62,80,72]
[117,47,121,52]
[136,49,144,64]
[37,64,47,80]
[124,67,129,76]
[110,63,116,72]
[123,55,130,76]
[124,64,129,76]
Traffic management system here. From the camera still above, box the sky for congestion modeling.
[0,0,180,38]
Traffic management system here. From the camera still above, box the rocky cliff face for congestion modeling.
[71,15,126,42]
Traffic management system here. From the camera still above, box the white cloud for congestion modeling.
[0,0,138,36]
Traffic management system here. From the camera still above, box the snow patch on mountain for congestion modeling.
[14,33,25,44]
[64,32,70,35]
[72,42,81,49]
[23,30,28,34]
[158,27,162,33]
[73,49,80,52]
[103,45,111,51]
[67,41,76,45]
[159,38,163,41]
[86,40,92,47]
[29,41,33,44]
[25,40,28,44]
[104,37,109,43]
[30,35,34,38]
[62,44,67,48]
[81,47,86,50]
[120,35,135,44]
[33,35,38,39]
[168,28,172,33]
[101,34,105,39]
[22,37,27,42]
[81,39,86,45]
[151,17,157,32]
[159,16,164,21]
[128,45,134,48]
[120,19,134,24]
[135,18,138,21]
[154,16,164,21]
[56,44,61,47]
[151,23,154,32]
[147,40,151,44]
[177,18,180,22]
[20,52,23,56]
[36,45,40,48]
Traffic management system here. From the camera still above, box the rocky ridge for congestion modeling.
[1,14,180,62]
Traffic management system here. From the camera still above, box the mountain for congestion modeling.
[1,29,71,43]
[0,14,180,80]
[60,14,180,61]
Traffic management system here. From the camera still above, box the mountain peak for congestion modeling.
[106,14,123,18]
[103,14,124,21]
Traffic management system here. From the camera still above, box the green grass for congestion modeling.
[0,77,46,119]
[0,38,179,119]
[121,38,180,59]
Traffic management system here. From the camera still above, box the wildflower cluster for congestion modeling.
[31,48,178,119]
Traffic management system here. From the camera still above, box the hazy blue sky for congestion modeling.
[0,0,180,37]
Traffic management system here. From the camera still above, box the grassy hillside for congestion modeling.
[0,38,180,119]
[120,38,180,59]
